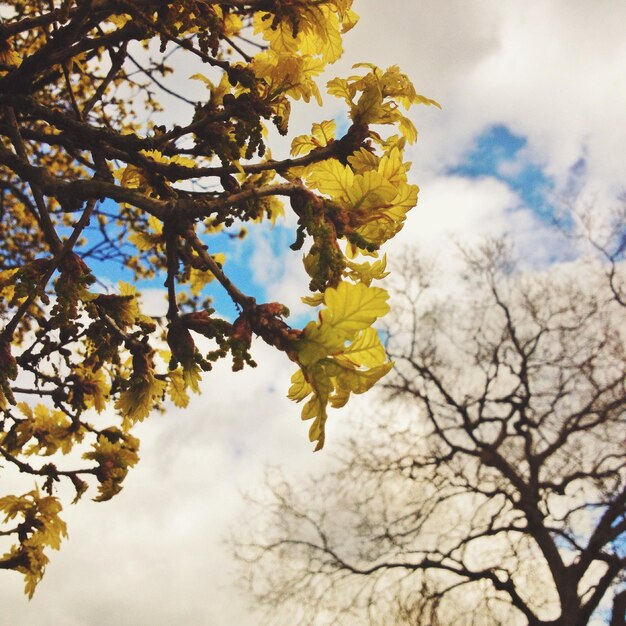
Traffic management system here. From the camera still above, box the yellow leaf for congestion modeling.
[321,281,390,338]
[312,120,336,145]
[140,149,167,163]
[140,150,197,177]
[168,155,197,169]
[353,183,418,247]
[391,182,419,211]
[327,77,354,106]
[290,120,336,157]
[168,369,189,408]
[189,72,212,85]
[297,282,389,366]
[0,41,21,69]
[290,279,393,450]
[353,83,385,124]
[17,401,33,420]
[307,159,354,199]
[348,148,379,173]
[301,292,325,307]
[0,490,68,597]
[338,327,387,368]
[378,147,408,185]
[224,12,243,37]
[187,253,225,296]
[115,373,166,427]
[344,255,390,286]
[341,8,360,33]
[254,5,344,63]
[291,135,318,157]
[0,268,18,302]
[254,13,300,55]
[83,433,140,501]
[148,215,163,234]
[75,366,110,413]
[128,231,160,251]
[346,171,397,212]
[182,361,201,394]
[288,369,313,401]
[331,361,393,404]
[107,14,132,28]
[299,7,343,63]
[399,116,418,144]
[297,320,335,366]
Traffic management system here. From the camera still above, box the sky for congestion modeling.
[3,1,626,624]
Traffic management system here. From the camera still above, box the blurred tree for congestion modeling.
[235,240,626,626]
[0,1,438,595]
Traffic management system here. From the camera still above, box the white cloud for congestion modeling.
[364,0,626,197]
[397,175,519,248]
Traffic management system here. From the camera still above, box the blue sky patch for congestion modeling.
[81,205,276,320]
[449,124,556,221]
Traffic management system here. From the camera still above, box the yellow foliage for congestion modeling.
[0,489,67,597]
[168,369,190,408]
[254,51,324,104]
[307,158,355,198]
[254,4,347,64]
[0,40,21,73]
[12,403,84,456]
[328,64,440,143]
[182,361,202,394]
[74,365,110,413]
[141,150,197,173]
[128,231,161,252]
[343,255,390,286]
[83,433,140,502]
[291,281,392,450]
[346,170,398,212]
[305,144,420,252]
[0,0,436,591]
[347,148,379,173]
[0,268,18,309]
[115,371,167,429]
[291,120,337,156]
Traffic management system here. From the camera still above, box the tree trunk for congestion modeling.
[610,589,626,626]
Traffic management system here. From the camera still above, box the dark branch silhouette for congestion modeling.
[235,241,626,626]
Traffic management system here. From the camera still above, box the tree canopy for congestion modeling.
[235,242,626,626]
[0,0,438,595]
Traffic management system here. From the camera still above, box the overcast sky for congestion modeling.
[3,2,626,624]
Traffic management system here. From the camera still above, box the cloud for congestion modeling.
[384,0,626,197]
[397,175,518,249]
